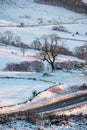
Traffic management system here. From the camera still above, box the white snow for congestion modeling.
[82,0,87,4]
[0,76,53,107]
[0,45,86,112]
[0,0,87,52]
[0,20,16,26]
[0,0,86,25]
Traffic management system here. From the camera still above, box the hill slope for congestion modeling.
[0,0,87,25]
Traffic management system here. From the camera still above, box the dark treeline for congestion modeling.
[34,0,87,14]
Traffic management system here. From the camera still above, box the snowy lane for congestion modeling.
[22,93,87,113]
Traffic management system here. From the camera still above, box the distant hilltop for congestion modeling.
[34,0,87,14]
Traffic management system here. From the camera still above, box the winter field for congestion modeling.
[0,0,87,129]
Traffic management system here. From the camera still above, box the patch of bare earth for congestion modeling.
[50,86,62,94]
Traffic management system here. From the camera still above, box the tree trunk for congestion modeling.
[51,62,55,71]
[86,58,87,65]
[23,50,25,57]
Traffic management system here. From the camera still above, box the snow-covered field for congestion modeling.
[0,45,86,108]
[0,0,87,105]
[0,0,87,51]
[0,70,86,114]
[0,24,87,51]
[0,0,87,25]
[0,44,86,108]
[0,0,87,107]
[0,76,53,107]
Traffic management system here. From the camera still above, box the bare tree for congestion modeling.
[30,38,42,50]
[20,42,28,56]
[37,35,62,70]
[4,30,13,44]
[14,36,21,45]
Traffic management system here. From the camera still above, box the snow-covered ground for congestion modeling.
[0,44,86,108]
[0,46,38,70]
[0,46,86,107]
[82,0,87,4]
[0,0,87,25]
[0,71,86,114]
[0,0,87,51]
[0,117,87,130]
[0,23,87,51]
[0,77,53,107]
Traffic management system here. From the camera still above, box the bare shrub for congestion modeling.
[47,112,58,121]
[76,32,79,35]
[0,115,10,124]
[30,38,42,50]
[54,60,84,70]
[32,90,38,97]
[52,25,68,32]
[43,72,52,76]
[4,30,13,44]
[19,22,24,27]
[26,113,41,124]
[79,83,87,90]
[0,31,13,45]
[37,127,44,130]
[28,60,44,72]
[60,46,73,56]
[54,61,74,70]
[4,61,44,72]
[0,36,8,45]
[70,83,87,92]
[74,44,87,64]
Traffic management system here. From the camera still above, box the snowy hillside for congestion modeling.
[82,0,87,3]
[0,0,87,25]
[0,0,87,51]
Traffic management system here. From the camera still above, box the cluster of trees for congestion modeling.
[36,35,87,71]
[74,44,87,65]
[4,61,44,72]
[0,30,14,45]
[34,0,87,13]
[0,30,29,56]
[52,25,68,33]
[30,38,42,50]
[1,31,86,72]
